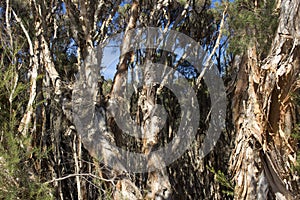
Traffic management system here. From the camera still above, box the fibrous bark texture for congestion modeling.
[230,0,300,199]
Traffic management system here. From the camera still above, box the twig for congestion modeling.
[73,135,82,200]
[6,0,13,51]
[12,9,37,136]
[157,52,188,95]
[44,173,116,184]
[12,10,34,57]
[196,3,228,89]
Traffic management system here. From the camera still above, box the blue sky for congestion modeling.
[61,0,231,80]
[101,46,119,80]
[99,0,232,80]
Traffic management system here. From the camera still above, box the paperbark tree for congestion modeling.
[4,0,300,199]
[230,0,300,199]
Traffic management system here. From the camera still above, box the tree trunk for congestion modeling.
[230,0,300,199]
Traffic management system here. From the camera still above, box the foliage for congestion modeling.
[0,44,53,200]
[208,166,234,196]
[291,93,300,173]
[227,0,279,58]
[102,78,113,95]
[1,0,299,199]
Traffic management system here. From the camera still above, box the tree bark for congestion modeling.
[230,0,300,199]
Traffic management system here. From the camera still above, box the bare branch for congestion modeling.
[12,10,34,57]
[44,173,116,184]
[196,3,228,89]
[12,9,37,136]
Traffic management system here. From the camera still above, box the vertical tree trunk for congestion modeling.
[230,0,300,199]
[140,60,171,199]
[107,2,145,199]
[108,1,173,198]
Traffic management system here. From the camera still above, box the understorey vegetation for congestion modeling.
[0,0,299,199]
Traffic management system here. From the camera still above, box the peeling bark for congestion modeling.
[230,0,300,199]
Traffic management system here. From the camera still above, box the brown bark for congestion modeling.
[106,2,145,199]
[110,0,139,98]
[3,0,260,199]
[108,1,174,198]
[230,0,300,199]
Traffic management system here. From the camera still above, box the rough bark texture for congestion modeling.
[3,0,300,199]
[230,0,300,199]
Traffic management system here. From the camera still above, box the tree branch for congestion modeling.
[44,173,116,184]
[12,9,37,136]
[196,3,228,89]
